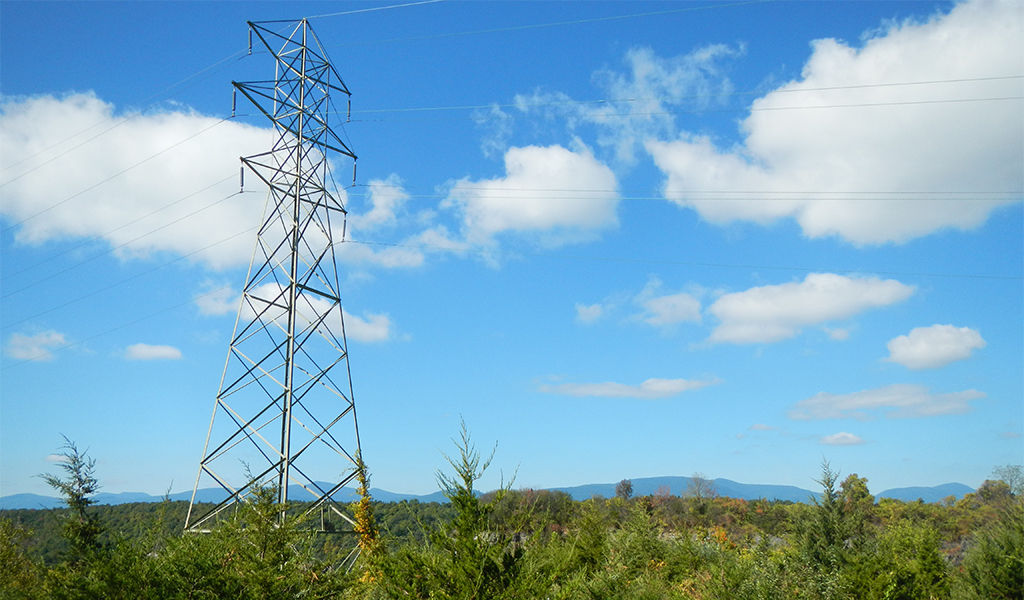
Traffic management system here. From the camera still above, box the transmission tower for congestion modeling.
[185,19,364,534]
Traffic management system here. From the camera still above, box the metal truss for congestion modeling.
[186,19,363,535]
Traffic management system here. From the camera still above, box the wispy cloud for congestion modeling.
[5,331,66,361]
[820,432,865,446]
[789,383,984,420]
[634,277,701,329]
[575,303,605,325]
[125,343,182,361]
[513,44,742,164]
[539,377,719,399]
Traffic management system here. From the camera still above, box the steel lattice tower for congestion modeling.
[186,19,363,534]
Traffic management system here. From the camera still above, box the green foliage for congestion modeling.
[8,437,1019,600]
[0,518,41,599]
[954,497,1024,599]
[801,460,850,569]
[39,437,103,559]
[374,419,527,599]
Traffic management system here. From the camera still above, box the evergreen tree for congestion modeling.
[39,436,103,559]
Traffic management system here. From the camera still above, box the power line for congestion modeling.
[307,0,445,20]
[2,224,1016,362]
[346,184,1021,196]
[0,226,256,332]
[1,174,239,280]
[331,0,775,48]
[0,118,230,234]
[340,239,1024,281]
[344,76,1024,116]
[1,189,248,299]
[338,95,1024,123]
[0,283,235,369]
[1,53,248,176]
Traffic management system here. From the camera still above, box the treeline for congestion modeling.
[1,432,1021,599]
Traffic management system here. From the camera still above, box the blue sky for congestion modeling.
[1,0,1021,500]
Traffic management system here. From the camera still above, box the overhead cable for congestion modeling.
[340,238,1024,281]
[0,283,235,370]
[331,0,775,48]
[1,189,248,298]
[345,75,1024,115]
[0,118,230,234]
[2,174,240,280]
[0,226,256,332]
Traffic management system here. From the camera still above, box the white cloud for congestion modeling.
[821,432,865,446]
[194,283,238,316]
[333,238,427,268]
[631,277,702,330]
[514,44,742,164]
[343,310,392,343]
[575,303,604,324]
[886,324,986,369]
[44,454,64,463]
[749,423,777,431]
[444,142,619,247]
[824,327,851,341]
[789,383,985,420]
[640,292,702,326]
[475,103,514,159]
[538,377,718,399]
[333,224,472,270]
[5,331,66,361]
[347,174,410,232]
[646,0,1023,244]
[242,282,392,344]
[125,343,182,360]
[0,93,274,270]
[708,273,914,344]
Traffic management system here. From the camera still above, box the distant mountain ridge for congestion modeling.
[0,477,976,510]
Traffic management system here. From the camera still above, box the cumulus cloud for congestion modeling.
[821,432,865,446]
[575,303,604,324]
[885,324,986,369]
[646,0,1023,244]
[789,383,984,420]
[125,343,182,360]
[0,95,439,274]
[708,273,914,344]
[538,377,718,399]
[444,142,619,248]
[0,93,274,269]
[5,331,66,361]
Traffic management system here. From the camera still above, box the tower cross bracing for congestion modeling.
[186,19,363,534]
